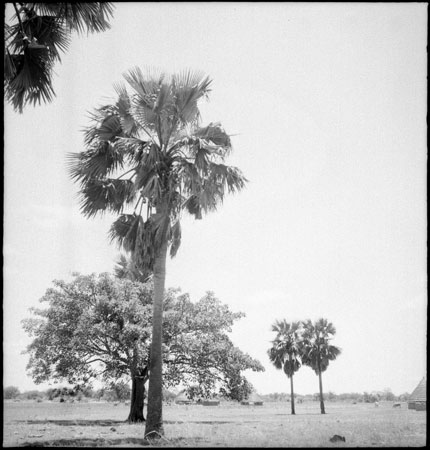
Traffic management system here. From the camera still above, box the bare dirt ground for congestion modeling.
[3,400,426,447]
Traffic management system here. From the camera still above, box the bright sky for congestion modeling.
[3,3,427,397]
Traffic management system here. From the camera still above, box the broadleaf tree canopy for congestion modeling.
[22,273,264,401]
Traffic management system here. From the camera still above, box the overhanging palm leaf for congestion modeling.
[31,3,115,34]
[4,3,114,112]
[5,45,55,110]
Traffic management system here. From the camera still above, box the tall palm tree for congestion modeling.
[268,320,302,414]
[68,67,247,438]
[300,318,341,414]
[4,2,115,112]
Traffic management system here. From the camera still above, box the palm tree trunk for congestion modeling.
[290,374,296,415]
[318,360,325,414]
[144,239,168,439]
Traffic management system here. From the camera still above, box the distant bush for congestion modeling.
[19,390,44,400]
[110,381,131,402]
[4,386,20,399]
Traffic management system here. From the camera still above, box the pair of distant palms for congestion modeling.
[268,318,341,415]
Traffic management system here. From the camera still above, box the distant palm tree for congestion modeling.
[68,67,247,437]
[268,320,302,414]
[300,318,341,414]
[4,2,115,112]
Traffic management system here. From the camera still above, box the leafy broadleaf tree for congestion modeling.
[300,318,341,414]
[4,2,115,112]
[68,67,247,437]
[268,320,302,414]
[22,273,263,421]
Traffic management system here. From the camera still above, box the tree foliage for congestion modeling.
[22,273,263,400]
[4,2,115,112]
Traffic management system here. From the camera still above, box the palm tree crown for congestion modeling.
[268,320,302,377]
[69,67,247,271]
[301,318,341,374]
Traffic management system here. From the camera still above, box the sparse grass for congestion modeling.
[2,400,426,447]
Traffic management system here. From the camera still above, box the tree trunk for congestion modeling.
[290,373,295,415]
[318,360,325,414]
[127,371,146,422]
[144,240,168,439]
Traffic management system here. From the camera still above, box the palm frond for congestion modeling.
[130,95,159,137]
[115,137,151,165]
[95,114,122,142]
[182,195,202,220]
[113,82,139,137]
[172,70,212,125]
[133,167,162,201]
[109,214,142,251]
[109,214,156,273]
[32,3,115,34]
[193,123,232,157]
[82,105,124,146]
[4,46,55,112]
[78,179,134,218]
[169,220,181,258]
[267,347,284,370]
[67,142,127,185]
[4,51,19,80]
[7,13,70,62]
[123,66,161,101]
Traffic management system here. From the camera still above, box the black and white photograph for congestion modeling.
[3,2,427,447]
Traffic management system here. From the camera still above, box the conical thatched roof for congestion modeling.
[248,392,263,403]
[175,390,191,403]
[409,377,426,402]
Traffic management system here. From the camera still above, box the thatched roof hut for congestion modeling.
[242,392,264,406]
[408,377,426,411]
[175,390,192,405]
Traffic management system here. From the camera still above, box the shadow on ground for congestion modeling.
[13,419,238,426]
[20,437,206,447]
[21,437,148,447]
[12,419,129,427]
